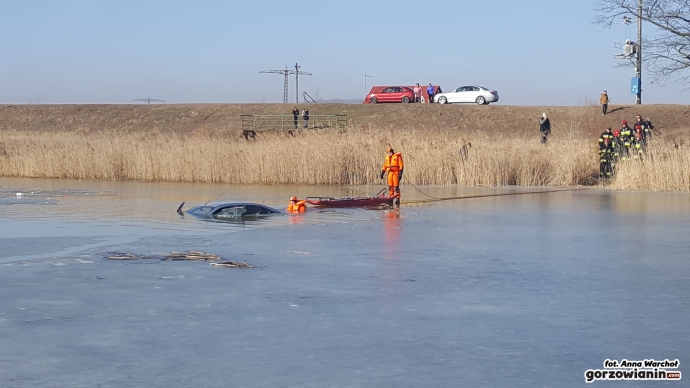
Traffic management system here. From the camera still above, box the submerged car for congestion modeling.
[368,86,415,104]
[177,202,281,220]
[434,85,499,105]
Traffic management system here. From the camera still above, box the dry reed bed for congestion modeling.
[0,125,688,191]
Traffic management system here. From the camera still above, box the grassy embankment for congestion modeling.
[0,104,688,191]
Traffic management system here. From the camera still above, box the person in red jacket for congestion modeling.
[380,148,404,205]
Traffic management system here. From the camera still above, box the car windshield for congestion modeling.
[186,205,214,215]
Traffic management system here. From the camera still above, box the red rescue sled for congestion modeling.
[306,189,394,208]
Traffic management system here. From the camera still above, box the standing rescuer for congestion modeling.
[619,120,633,160]
[380,148,404,205]
[599,137,616,179]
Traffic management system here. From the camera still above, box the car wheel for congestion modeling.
[438,96,447,104]
[402,96,410,103]
[370,96,377,104]
[476,96,486,105]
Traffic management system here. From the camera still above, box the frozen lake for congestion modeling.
[1,178,689,387]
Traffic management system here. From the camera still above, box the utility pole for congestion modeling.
[260,66,293,103]
[636,0,642,104]
[294,63,312,103]
[364,74,372,96]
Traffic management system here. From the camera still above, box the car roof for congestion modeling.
[456,85,491,90]
[208,202,275,208]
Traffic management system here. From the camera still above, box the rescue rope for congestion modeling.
[401,177,586,205]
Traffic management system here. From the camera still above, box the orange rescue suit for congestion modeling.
[287,200,307,213]
[382,152,404,198]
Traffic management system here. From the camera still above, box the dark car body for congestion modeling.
[368,86,415,104]
[179,202,281,221]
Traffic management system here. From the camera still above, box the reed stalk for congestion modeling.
[1,125,687,191]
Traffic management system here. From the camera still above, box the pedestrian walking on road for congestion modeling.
[600,90,610,115]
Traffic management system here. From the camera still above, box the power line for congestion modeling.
[260,66,293,103]
[259,63,312,103]
[133,97,165,104]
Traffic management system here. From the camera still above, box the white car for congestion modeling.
[434,85,499,105]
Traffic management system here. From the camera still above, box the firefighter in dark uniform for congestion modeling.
[598,127,615,145]
[619,120,633,160]
[631,131,646,161]
[612,129,622,162]
[599,137,615,179]
[636,114,655,144]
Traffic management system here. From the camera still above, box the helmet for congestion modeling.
[614,130,621,137]
[290,196,297,201]
[621,120,628,125]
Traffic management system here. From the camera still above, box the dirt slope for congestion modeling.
[1,103,689,139]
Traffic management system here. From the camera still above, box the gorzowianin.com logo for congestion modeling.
[585,359,681,383]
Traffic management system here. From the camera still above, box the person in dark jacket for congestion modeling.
[619,120,633,160]
[302,108,310,128]
[539,112,551,144]
[292,107,299,129]
[599,127,614,144]
[631,131,646,161]
[599,137,615,178]
[634,114,654,143]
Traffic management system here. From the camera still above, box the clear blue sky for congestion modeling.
[1,0,688,105]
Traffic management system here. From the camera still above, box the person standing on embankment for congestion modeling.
[413,83,421,103]
[600,90,610,115]
[380,148,404,205]
[302,108,310,128]
[292,107,299,129]
[426,84,435,103]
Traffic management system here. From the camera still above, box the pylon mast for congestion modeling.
[294,63,312,103]
[260,64,312,103]
[260,66,293,103]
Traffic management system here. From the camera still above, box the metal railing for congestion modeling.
[240,114,347,132]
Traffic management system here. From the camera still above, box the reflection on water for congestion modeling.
[1,177,689,387]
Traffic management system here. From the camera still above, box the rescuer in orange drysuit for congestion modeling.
[380,148,404,205]
[287,196,307,213]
